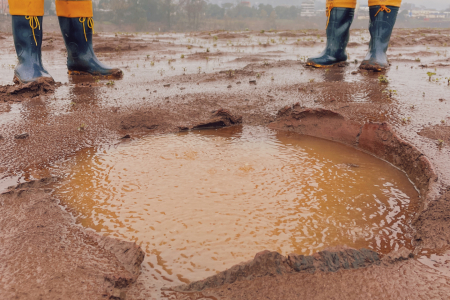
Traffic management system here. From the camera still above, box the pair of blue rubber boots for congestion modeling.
[307,6,399,71]
[12,16,121,84]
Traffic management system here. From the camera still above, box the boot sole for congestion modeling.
[359,62,388,72]
[306,61,348,68]
[68,70,123,78]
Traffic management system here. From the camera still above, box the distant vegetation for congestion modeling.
[93,0,302,31]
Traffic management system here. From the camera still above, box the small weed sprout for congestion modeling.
[438,139,444,147]
[78,123,86,131]
[150,61,155,66]
[427,72,436,81]
[309,79,315,83]
[181,54,185,59]
[106,80,115,86]
[256,73,261,78]
[378,75,389,83]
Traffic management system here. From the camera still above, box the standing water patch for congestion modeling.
[51,126,419,287]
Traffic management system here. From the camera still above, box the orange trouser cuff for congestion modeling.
[56,0,93,18]
[326,0,357,9]
[8,0,44,16]
[369,0,402,7]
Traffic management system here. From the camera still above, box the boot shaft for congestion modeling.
[368,6,399,47]
[324,8,354,58]
[59,16,94,60]
[12,16,44,64]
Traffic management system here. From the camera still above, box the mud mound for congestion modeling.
[94,43,148,53]
[407,51,435,57]
[390,36,414,47]
[347,42,362,48]
[192,108,242,130]
[217,33,248,39]
[419,125,450,144]
[173,248,381,292]
[419,35,450,46]
[0,77,61,102]
[278,31,301,37]
[187,52,224,59]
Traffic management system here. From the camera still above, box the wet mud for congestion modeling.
[0,28,450,299]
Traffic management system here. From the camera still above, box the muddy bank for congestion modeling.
[0,178,144,300]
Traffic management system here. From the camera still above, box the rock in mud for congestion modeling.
[191,108,242,130]
[0,77,61,102]
[173,248,381,292]
[14,132,29,139]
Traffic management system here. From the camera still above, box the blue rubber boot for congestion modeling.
[307,8,354,68]
[58,17,122,77]
[360,6,399,71]
[12,16,53,84]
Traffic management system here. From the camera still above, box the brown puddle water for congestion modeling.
[51,126,419,289]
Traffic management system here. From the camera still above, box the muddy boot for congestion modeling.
[307,8,354,68]
[58,17,122,77]
[12,16,53,84]
[360,6,399,71]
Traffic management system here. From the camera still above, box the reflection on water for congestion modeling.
[51,126,419,287]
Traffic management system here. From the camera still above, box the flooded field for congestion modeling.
[50,126,419,289]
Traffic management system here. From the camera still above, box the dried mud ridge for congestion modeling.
[175,247,415,292]
[0,77,61,102]
[0,178,145,300]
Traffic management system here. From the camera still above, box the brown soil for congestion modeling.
[1,28,450,299]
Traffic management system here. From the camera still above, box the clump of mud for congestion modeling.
[191,108,242,130]
[0,77,61,102]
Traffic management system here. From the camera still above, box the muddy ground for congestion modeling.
[1,27,450,299]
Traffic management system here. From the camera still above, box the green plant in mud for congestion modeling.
[378,75,389,84]
[106,80,115,86]
[401,117,411,124]
[437,139,445,148]
[198,66,202,74]
[427,72,436,81]
[383,89,397,98]
[181,54,185,59]
[226,69,235,78]
[77,123,87,131]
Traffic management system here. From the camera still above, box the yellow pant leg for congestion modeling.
[369,0,402,7]
[56,0,93,18]
[326,0,357,9]
[8,0,45,16]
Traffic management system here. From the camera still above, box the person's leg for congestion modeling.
[360,0,401,71]
[56,0,122,76]
[306,0,356,68]
[8,0,53,83]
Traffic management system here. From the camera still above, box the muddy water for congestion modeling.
[51,126,419,288]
